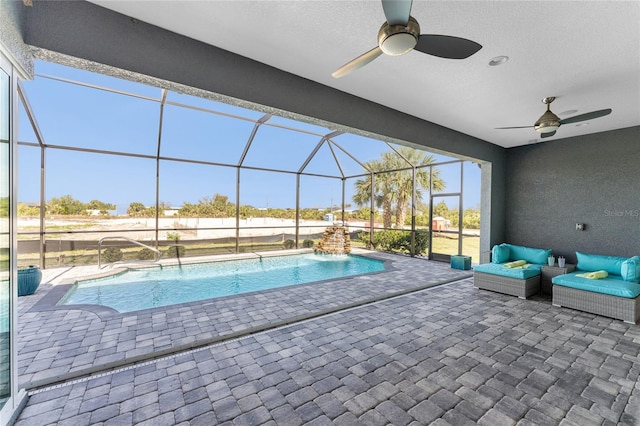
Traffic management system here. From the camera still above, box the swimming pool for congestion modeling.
[58,253,386,312]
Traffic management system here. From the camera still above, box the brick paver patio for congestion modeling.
[13,251,640,425]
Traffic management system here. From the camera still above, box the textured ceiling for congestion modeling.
[89,0,640,148]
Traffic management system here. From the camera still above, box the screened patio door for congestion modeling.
[429,194,462,261]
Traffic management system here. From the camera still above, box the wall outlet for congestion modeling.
[576,223,585,231]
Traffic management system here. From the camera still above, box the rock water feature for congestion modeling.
[314,226,351,255]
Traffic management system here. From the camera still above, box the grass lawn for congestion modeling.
[431,235,480,264]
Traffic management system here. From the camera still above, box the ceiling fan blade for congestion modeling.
[541,130,556,138]
[381,0,412,25]
[559,108,612,125]
[415,35,482,59]
[495,126,532,130]
[332,47,383,79]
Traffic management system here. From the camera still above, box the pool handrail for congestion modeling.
[98,236,162,268]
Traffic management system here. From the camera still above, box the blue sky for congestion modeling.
[18,61,480,213]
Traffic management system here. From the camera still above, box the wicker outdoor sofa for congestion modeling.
[552,252,640,324]
[474,243,552,299]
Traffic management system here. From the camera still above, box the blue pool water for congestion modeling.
[59,254,385,312]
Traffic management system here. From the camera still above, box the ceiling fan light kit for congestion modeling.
[535,119,561,134]
[535,123,560,134]
[378,17,420,56]
[534,122,560,133]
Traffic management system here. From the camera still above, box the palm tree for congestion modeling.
[386,148,445,227]
[353,160,396,228]
[352,148,445,228]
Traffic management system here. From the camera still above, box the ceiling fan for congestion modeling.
[331,0,482,78]
[496,97,613,138]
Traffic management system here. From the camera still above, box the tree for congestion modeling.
[86,199,116,215]
[353,159,396,228]
[127,202,145,216]
[432,201,465,228]
[352,148,445,228]
[0,197,8,218]
[432,200,450,218]
[47,195,86,215]
[179,194,235,217]
[86,199,116,211]
[463,207,481,229]
[178,202,199,217]
[383,148,445,227]
[127,202,153,217]
[239,204,259,219]
[17,202,40,217]
[300,208,324,221]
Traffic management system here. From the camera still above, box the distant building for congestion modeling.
[432,216,448,231]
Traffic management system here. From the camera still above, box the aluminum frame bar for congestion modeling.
[154,89,168,248]
[36,74,161,103]
[238,113,271,167]
[17,81,47,266]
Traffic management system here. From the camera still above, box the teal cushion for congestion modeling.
[552,272,640,298]
[621,256,640,283]
[492,244,510,264]
[474,262,542,280]
[576,251,627,276]
[507,244,552,265]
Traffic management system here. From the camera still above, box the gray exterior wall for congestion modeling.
[0,0,33,77]
[16,0,507,249]
[505,126,640,263]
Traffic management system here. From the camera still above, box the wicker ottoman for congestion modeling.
[474,271,540,299]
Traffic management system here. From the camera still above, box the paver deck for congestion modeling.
[13,251,640,425]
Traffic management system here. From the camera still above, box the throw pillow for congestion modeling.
[492,244,510,264]
[621,256,640,283]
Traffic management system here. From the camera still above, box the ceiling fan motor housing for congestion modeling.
[534,110,561,133]
[378,16,420,56]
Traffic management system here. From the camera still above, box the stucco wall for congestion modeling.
[505,126,640,263]
[0,0,33,77]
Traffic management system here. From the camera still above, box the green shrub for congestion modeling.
[138,247,156,260]
[359,230,429,255]
[413,231,429,255]
[102,247,123,263]
[302,239,314,248]
[165,245,185,258]
[283,239,295,249]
